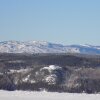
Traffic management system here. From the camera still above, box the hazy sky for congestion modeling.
[0,0,100,45]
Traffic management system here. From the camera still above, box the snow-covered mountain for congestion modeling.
[0,40,100,54]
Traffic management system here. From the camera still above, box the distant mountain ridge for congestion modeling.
[0,40,100,54]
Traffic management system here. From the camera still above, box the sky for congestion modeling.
[0,0,100,45]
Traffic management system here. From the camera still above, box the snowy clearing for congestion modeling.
[0,90,100,100]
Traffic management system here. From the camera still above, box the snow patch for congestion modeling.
[41,65,61,73]
[22,75,30,82]
[45,74,57,84]
[9,68,32,73]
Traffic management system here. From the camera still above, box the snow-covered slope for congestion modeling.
[0,40,100,54]
[0,41,66,53]
[0,90,100,100]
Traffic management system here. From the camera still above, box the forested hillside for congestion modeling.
[0,53,100,93]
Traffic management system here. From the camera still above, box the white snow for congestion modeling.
[30,80,36,83]
[41,65,61,73]
[45,74,57,84]
[0,90,100,100]
[0,41,67,53]
[0,40,99,54]
[9,68,32,73]
[40,65,62,84]
[22,75,30,82]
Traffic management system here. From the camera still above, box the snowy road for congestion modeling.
[0,90,100,100]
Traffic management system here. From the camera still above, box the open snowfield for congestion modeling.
[0,90,100,100]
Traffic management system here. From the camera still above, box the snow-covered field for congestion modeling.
[0,90,100,100]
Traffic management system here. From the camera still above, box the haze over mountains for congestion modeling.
[0,40,100,54]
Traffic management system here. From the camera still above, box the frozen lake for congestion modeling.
[0,90,100,100]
